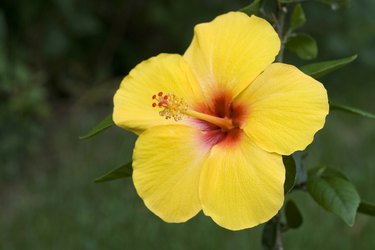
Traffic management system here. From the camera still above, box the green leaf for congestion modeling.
[286,34,318,60]
[308,166,349,180]
[308,166,326,177]
[321,168,349,180]
[330,103,375,120]
[94,162,132,183]
[283,155,296,193]
[240,0,262,16]
[307,175,360,226]
[358,201,375,216]
[79,114,114,139]
[290,4,306,31]
[261,217,277,250]
[300,55,357,78]
[285,200,303,229]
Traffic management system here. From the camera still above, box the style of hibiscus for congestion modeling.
[113,12,328,230]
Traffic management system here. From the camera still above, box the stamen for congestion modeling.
[151,92,188,121]
[150,91,234,130]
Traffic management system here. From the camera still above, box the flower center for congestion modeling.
[152,92,235,131]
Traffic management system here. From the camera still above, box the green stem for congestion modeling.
[274,212,284,250]
[273,2,290,249]
[275,1,288,62]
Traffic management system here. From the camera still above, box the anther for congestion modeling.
[151,92,188,121]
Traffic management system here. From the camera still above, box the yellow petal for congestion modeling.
[133,125,208,222]
[199,134,285,231]
[237,63,329,155]
[184,12,280,98]
[113,53,203,134]
[199,133,284,231]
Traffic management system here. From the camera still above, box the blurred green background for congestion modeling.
[1,0,374,249]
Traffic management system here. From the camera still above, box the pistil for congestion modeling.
[183,110,234,131]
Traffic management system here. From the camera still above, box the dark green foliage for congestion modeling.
[289,4,306,31]
[358,202,375,216]
[80,114,114,139]
[286,33,318,60]
[285,200,303,229]
[94,162,132,183]
[330,103,375,120]
[283,155,297,193]
[307,168,360,226]
[261,217,278,250]
[300,55,357,78]
[240,0,262,16]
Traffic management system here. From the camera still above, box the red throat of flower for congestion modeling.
[152,90,248,148]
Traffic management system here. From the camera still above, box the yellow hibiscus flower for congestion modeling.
[113,12,328,230]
